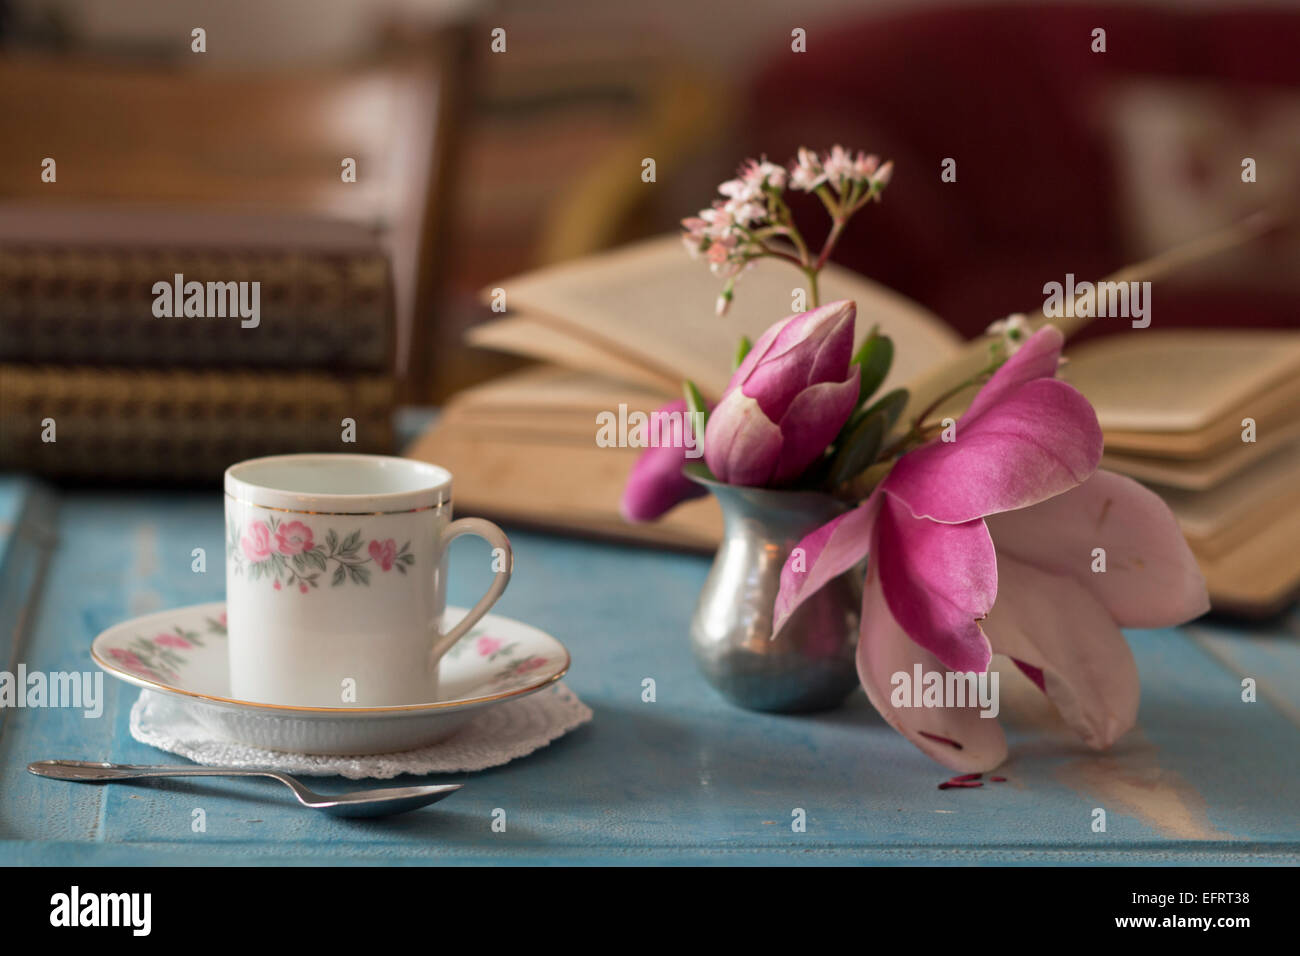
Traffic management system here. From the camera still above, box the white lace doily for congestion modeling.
[128,685,592,779]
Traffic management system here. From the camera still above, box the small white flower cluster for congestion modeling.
[681,147,894,315]
[681,158,787,282]
[986,314,1030,354]
[790,146,892,195]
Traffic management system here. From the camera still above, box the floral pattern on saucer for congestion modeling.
[93,602,571,712]
[107,612,228,684]
[227,516,414,593]
[444,632,555,690]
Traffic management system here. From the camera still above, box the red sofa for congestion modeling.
[740,3,1300,340]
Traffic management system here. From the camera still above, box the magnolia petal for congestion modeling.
[771,368,861,483]
[807,303,856,385]
[620,400,710,522]
[963,325,1065,422]
[702,388,783,486]
[984,553,1139,750]
[858,563,1008,773]
[774,492,880,636]
[729,313,784,386]
[884,378,1103,524]
[986,469,1209,629]
[876,493,996,673]
[743,300,855,421]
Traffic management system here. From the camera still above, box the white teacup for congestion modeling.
[223,453,512,708]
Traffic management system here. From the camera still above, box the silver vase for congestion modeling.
[689,477,862,713]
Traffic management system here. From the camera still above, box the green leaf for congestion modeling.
[829,411,888,486]
[850,328,893,408]
[341,530,362,554]
[854,387,909,432]
[683,380,709,431]
[682,461,717,483]
[351,565,371,586]
[325,529,338,553]
[733,335,752,371]
[332,565,346,586]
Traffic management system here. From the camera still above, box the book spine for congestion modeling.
[0,245,394,372]
[0,365,396,479]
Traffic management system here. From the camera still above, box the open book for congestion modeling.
[461,235,960,399]
[407,235,1300,616]
[407,236,961,547]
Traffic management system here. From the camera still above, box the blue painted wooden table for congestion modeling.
[1,476,1297,865]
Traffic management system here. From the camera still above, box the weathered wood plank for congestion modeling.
[2,487,1297,864]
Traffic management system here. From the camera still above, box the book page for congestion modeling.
[467,317,678,395]
[1063,330,1300,433]
[476,234,960,399]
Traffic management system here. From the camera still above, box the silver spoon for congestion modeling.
[29,760,462,818]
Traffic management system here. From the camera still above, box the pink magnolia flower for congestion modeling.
[774,326,1208,772]
[241,521,273,562]
[275,520,314,556]
[704,300,860,486]
[153,633,191,649]
[621,399,710,522]
[299,583,309,594]
[476,635,504,656]
[369,539,396,571]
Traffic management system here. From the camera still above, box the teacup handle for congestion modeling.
[429,517,513,662]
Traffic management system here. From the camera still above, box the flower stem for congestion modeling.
[814,217,847,272]
[880,370,991,459]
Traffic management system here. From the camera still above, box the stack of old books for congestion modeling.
[1062,331,1300,616]
[408,234,1299,617]
[0,203,397,480]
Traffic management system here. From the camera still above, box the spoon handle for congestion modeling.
[29,760,271,782]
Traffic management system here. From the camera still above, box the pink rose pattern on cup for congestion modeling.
[105,611,553,695]
[368,538,397,571]
[228,515,414,591]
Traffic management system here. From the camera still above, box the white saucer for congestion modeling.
[92,602,571,755]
